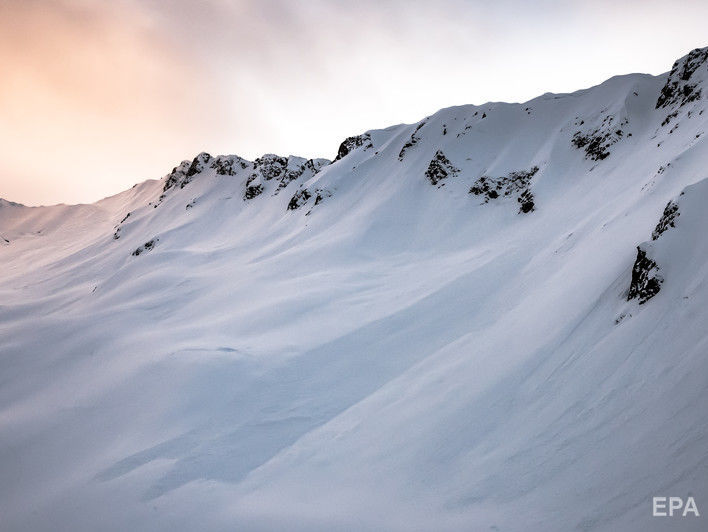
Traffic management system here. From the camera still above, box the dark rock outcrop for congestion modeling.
[253,154,289,181]
[313,189,331,207]
[112,212,132,240]
[162,160,192,192]
[571,126,626,162]
[276,158,328,193]
[425,150,459,186]
[132,238,159,257]
[571,130,615,161]
[210,155,249,176]
[163,152,213,192]
[287,189,312,210]
[651,199,680,240]
[186,152,212,178]
[627,246,662,304]
[244,182,264,200]
[398,121,426,160]
[244,156,330,199]
[469,166,539,213]
[656,47,708,109]
[334,133,373,162]
[287,187,331,213]
[517,190,535,213]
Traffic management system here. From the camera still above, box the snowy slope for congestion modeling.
[1,47,708,531]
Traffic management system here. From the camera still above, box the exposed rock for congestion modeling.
[571,113,629,161]
[469,166,539,213]
[0,198,23,208]
[334,133,373,161]
[656,47,708,109]
[651,199,680,240]
[457,123,473,138]
[517,190,535,213]
[276,165,305,192]
[186,152,212,178]
[132,238,159,257]
[242,155,287,200]
[210,155,249,176]
[661,111,679,127]
[244,183,264,200]
[253,154,288,181]
[313,188,331,207]
[287,188,312,210]
[627,246,662,304]
[163,152,212,192]
[614,312,630,325]
[162,160,192,192]
[287,187,331,213]
[309,158,331,172]
[572,128,618,160]
[242,155,330,200]
[425,150,459,186]
[276,158,329,193]
[113,212,132,240]
[398,121,426,160]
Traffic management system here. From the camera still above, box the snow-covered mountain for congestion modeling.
[2,47,708,531]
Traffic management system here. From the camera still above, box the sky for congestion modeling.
[1,0,707,206]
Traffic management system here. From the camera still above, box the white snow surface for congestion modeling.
[2,48,708,531]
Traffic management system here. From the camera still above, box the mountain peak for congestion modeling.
[0,198,24,208]
[656,45,708,108]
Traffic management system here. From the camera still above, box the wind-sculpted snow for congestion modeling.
[1,47,708,532]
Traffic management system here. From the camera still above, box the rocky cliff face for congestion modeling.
[627,245,662,304]
[656,47,708,109]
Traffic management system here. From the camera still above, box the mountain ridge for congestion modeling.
[1,46,708,532]
[4,47,706,211]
